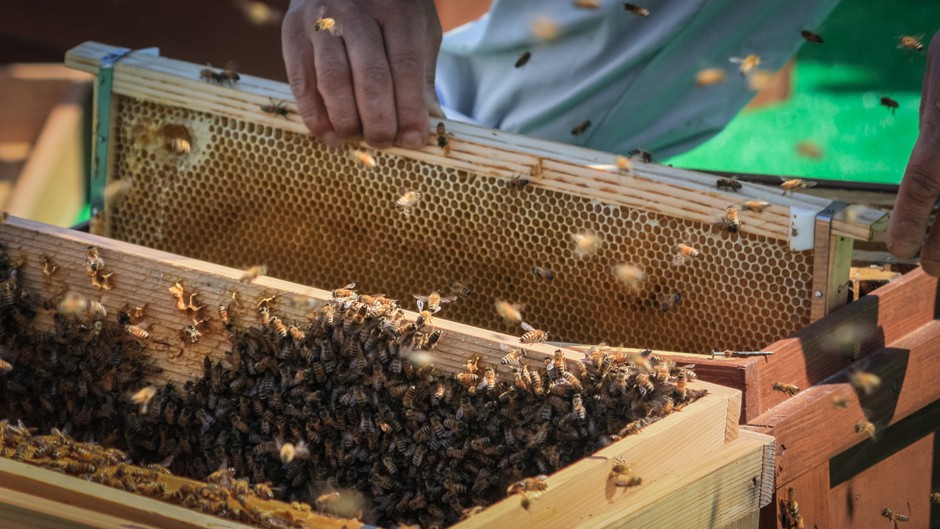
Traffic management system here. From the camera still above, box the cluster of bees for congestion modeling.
[0,244,706,528]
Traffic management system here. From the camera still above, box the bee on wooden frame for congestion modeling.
[717,206,741,234]
[716,176,742,192]
[260,98,291,118]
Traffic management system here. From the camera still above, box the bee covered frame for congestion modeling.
[65,41,887,355]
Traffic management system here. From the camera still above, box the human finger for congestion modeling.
[282,8,338,145]
[343,18,397,148]
[381,8,430,148]
[311,24,363,141]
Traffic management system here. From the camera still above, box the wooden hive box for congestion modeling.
[0,215,774,529]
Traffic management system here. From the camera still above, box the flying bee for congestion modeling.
[848,370,881,395]
[414,291,455,314]
[573,0,600,8]
[131,387,157,415]
[613,263,646,290]
[629,148,654,163]
[532,266,555,281]
[515,51,532,68]
[718,206,741,234]
[435,121,451,154]
[520,322,548,344]
[0,358,12,373]
[166,136,192,154]
[315,17,336,32]
[352,149,377,168]
[772,382,799,396]
[495,300,523,323]
[780,177,816,195]
[57,293,107,319]
[856,420,877,440]
[672,243,700,266]
[260,97,291,117]
[609,457,642,487]
[623,3,649,16]
[501,345,527,366]
[615,155,631,172]
[396,190,421,215]
[572,231,602,258]
[716,175,741,191]
[881,504,911,526]
[571,120,591,136]
[801,30,823,44]
[730,54,760,76]
[279,440,309,464]
[898,34,924,52]
[832,395,849,408]
[881,96,899,114]
[742,200,771,213]
[696,68,727,86]
[240,264,267,283]
[450,281,472,298]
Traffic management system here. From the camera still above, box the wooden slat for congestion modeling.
[453,391,757,529]
[0,459,361,529]
[63,41,886,244]
[747,319,940,485]
[0,487,160,529]
[761,462,830,529]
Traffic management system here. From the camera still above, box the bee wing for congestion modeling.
[728,56,744,64]
[521,322,535,332]
[440,295,458,304]
[499,343,518,352]
[416,299,425,312]
[341,283,356,290]
[671,253,688,267]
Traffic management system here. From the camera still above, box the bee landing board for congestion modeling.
[0,215,774,529]
[65,42,886,354]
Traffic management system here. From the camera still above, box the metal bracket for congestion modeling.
[811,200,852,321]
[90,47,159,217]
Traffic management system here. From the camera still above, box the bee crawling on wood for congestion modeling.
[785,487,805,529]
[40,254,58,276]
[84,246,114,290]
[772,382,800,396]
[520,322,548,344]
[848,370,881,395]
[199,65,240,86]
[507,474,549,496]
[260,97,291,118]
[881,503,911,528]
[716,175,742,192]
[609,457,642,487]
[742,200,771,213]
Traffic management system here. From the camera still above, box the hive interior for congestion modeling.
[106,96,815,354]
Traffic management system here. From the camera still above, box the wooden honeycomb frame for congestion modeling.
[65,42,887,354]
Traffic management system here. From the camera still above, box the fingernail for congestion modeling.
[887,240,921,259]
[400,130,426,150]
[320,131,340,148]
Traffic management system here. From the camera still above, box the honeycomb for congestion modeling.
[107,96,814,353]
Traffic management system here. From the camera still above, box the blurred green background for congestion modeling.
[666,0,937,185]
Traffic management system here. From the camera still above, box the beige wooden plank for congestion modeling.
[65,41,884,243]
[0,486,162,529]
[715,510,760,529]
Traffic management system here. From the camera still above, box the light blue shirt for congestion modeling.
[436,0,839,158]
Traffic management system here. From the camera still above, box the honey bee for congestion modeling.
[217,67,241,85]
[421,329,444,350]
[659,291,682,312]
[506,174,532,190]
[131,387,157,415]
[260,97,291,117]
[613,263,646,290]
[696,67,727,87]
[396,190,421,215]
[742,200,771,213]
[615,155,631,172]
[166,136,192,154]
[0,358,12,373]
[785,487,805,529]
[832,395,849,408]
[501,345,527,366]
[507,475,549,495]
[716,175,741,191]
[672,244,700,266]
[629,148,654,163]
[315,491,341,510]
[719,206,741,234]
[254,483,275,499]
[124,323,150,339]
[271,316,288,338]
[572,231,602,258]
[571,120,591,136]
[449,281,472,298]
[182,323,202,344]
[532,266,555,281]
[288,324,306,343]
[199,67,218,83]
[38,254,58,277]
[426,291,459,316]
[881,96,899,114]
[495,300,523,323]
[515,51,532,68]
[801,30,823,44]
[848,370,881,396]
[240,265,267,283]
[573,0,599,7]
[315,17,336,32]
[520,322,548,344]
[898,34,924,52]
[623,3,649,16]
[57,293,107,319]
[730,54,760,76]
[332,282,357,300]
[855,420,876,440]
[434,121,451,154]
[772,382,799,396]
[352,149,377,168]
[609,457,642,487]
[780,177,816,195]
[85,246,105,274]
[931,492,940,504]
[881,504,911,526]
[279,440,309,464]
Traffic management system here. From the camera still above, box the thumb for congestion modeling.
[425,8,444,118]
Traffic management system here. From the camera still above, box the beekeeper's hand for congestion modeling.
[282,0,443,149]
[888,29,940,275]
